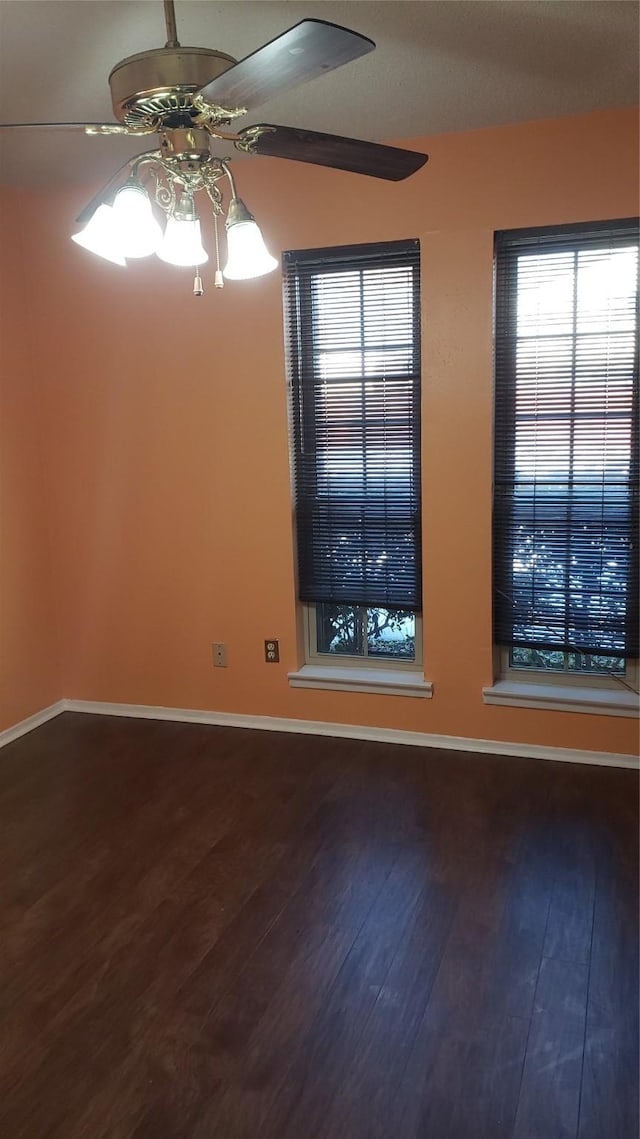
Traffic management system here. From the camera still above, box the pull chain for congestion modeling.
[214,212,224,288]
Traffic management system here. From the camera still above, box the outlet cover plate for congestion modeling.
[265,639,279,663]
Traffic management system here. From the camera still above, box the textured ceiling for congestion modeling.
[0,0,637,187]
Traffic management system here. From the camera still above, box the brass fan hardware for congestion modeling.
[0,0,428,290]
[163,0,179,49]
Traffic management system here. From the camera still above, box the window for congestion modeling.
[310,604,417,662]
[491,218,639,708]
[284,239,423,686]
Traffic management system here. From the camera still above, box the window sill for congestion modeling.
[288,665,433,699]
[483,680,639,718]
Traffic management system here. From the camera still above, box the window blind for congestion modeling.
[494,219,639,658]
[284,239,422,610]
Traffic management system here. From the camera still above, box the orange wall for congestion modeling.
[4,107,639,754]
[0,194,62,729]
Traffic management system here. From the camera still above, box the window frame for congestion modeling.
[497,646,638,693]
[284,238,424,675]
[304,602,423,671]
[492,218,639,694]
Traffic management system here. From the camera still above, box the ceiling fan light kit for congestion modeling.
[156,189,209,266]
[70,203,127,266]
[223,196,279,280]
[112,180,164,258]
[2,1,428,296]
[157,212,208,268]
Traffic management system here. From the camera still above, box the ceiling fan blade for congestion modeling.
[0,122,152,136]
[197,19,374,112]
[238,125,428,181]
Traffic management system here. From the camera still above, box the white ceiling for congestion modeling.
[0,0,637,187]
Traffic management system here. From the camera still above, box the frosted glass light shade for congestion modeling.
[223,219,278,280]
[112,184,162,258]
[157,217,208,267]
[71,204,125,266]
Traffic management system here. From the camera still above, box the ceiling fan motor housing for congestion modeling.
[159,126,211,164]
[108,46,236,126]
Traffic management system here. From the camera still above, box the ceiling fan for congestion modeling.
[0,1,428,286]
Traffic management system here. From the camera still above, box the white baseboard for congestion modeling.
[0,700,67,749]
[60,699,639,770]
[1,697,636,769]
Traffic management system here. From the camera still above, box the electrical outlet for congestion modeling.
[212,642,227,667]
[264,639,279,663]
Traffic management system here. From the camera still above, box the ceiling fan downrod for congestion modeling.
[163,0,180,49]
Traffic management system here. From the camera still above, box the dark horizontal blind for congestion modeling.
[284,239,421,610]
[494,218,639,658]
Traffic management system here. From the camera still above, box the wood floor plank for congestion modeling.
[312,875,459,1139]
[397,1006,531,1139]
[513,957,589,1139]
[0,714,636,1139]
[0,733,330,1091]
[269,845,428,1139]
[577,830,639,1139]
[0,727,340,1138]
[578,1015,639,1139]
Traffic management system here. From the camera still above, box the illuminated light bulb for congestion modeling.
[157,192,208,267]
[223,198,277,280]
[71,204,125,266]
[158,217,209,267]
[112,182,162,258]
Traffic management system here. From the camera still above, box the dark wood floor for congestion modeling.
[0,713,637,1139]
